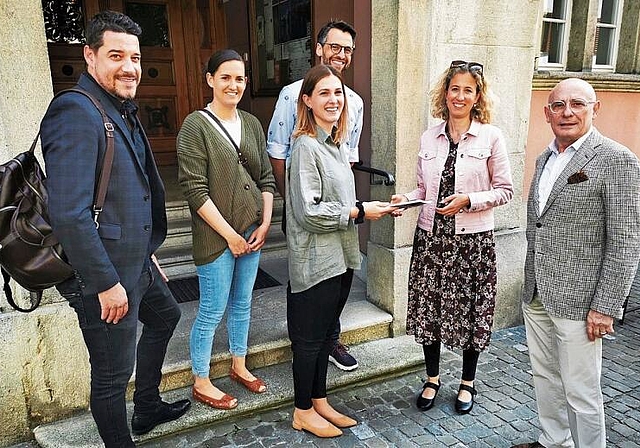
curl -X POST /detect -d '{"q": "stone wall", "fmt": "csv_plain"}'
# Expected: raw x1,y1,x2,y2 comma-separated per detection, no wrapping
0,1,90,446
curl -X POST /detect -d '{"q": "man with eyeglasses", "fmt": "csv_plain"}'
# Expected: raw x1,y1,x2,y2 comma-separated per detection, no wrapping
514,78,640,448
267,20,362,372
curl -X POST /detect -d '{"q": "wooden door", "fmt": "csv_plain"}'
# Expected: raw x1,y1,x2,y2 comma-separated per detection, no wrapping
44,0,227,166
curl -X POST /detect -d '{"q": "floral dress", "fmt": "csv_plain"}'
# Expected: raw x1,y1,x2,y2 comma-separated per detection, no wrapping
406,136,496,351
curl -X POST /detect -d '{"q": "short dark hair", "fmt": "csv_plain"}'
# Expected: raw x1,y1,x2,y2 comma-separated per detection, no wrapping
316,20,356,45
86,11,142,50
206,49,244,76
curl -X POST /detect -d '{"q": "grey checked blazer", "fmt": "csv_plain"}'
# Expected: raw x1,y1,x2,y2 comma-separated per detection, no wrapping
523,129,640,320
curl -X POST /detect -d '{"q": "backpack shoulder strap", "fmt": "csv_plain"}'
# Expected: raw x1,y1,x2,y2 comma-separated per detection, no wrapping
52,88,115,228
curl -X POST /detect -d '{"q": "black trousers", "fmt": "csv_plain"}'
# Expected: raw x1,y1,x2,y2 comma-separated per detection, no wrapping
282,206,341,345
423,343,480,382
57,263,181,447
287,269,354,409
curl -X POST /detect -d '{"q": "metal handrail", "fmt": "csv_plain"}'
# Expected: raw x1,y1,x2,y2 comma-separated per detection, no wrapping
352,161,396,186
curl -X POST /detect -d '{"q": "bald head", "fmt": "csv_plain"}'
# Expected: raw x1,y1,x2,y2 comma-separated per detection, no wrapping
548,78,597,103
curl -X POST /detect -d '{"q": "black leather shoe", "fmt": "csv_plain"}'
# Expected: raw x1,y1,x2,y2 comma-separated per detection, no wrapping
511,443,545,448
416,381,440,411
131,399,191,435
454,384,477,414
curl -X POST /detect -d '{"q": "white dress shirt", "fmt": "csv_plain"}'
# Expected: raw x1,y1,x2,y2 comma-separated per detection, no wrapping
538,128,593,215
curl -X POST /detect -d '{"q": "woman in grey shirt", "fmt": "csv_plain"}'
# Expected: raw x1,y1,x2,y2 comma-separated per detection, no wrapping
286,64,393,438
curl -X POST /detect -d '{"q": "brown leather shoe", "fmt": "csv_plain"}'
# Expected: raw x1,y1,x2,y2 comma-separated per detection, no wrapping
312,407,357,428
229,368,267,393
192,387,237,410
292,416,342,438
511,443,545,448
321,413,357,428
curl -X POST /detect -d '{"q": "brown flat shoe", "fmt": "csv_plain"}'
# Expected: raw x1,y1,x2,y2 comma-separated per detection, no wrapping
312,405,357,428
321,413,357,428
292,416,342,438
229,368,267,393
192,387,237,410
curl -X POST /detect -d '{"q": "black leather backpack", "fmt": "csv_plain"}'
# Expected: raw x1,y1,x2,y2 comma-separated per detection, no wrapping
0,88,114,312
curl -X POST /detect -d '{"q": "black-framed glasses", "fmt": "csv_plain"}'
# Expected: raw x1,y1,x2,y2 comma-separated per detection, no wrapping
547,99,596,114
450,60,484,75
323,42,354,56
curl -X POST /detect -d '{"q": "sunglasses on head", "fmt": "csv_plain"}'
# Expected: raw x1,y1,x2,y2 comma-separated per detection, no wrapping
450,60,484,75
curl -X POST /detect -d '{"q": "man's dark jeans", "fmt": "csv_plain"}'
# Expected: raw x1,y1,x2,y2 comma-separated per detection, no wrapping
57,263,181,447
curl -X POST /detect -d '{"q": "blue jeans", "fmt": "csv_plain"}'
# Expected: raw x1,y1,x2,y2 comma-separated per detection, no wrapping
56,263,181,448
190,226,261,378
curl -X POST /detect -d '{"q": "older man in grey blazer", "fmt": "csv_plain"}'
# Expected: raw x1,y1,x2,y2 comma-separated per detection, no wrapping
514,78,640,448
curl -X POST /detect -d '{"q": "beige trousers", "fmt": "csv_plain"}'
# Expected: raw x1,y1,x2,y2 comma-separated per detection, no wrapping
523,298,606,448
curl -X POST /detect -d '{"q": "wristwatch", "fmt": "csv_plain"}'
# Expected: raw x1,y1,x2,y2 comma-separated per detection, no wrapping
355,201,365,224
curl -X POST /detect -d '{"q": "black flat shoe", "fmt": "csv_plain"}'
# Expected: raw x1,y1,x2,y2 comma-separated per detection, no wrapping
131,399,191,435
454,384,477,414
416,381,440,411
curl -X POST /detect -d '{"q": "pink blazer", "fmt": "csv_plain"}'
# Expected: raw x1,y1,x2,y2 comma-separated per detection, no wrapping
406,120,513,234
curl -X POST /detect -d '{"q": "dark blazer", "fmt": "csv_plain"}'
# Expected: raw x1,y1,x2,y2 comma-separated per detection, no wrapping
41,73,167,296
523,129,640,320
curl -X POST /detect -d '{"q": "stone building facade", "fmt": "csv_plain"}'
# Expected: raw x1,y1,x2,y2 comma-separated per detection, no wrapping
1,0,639,445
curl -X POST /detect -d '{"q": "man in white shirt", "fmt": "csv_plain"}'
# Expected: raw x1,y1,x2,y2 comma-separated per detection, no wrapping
267,20,363,371
515,78,640,448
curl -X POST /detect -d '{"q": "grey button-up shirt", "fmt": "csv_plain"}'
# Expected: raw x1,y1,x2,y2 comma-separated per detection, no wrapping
286,127,361,293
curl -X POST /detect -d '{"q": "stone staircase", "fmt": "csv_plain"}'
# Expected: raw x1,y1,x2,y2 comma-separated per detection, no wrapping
30,200,421,447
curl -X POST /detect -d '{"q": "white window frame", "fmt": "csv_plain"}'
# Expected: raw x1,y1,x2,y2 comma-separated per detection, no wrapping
592,0,624,72
538,0,573,70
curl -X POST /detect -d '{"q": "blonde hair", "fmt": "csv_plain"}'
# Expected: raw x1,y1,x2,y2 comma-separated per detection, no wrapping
293,65,349,143
429,65,493,124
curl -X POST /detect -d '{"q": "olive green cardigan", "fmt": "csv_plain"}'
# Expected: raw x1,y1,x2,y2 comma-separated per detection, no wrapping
177,109,276,265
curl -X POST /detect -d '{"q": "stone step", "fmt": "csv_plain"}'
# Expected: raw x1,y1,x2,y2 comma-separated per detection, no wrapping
165,200,191,221
130,267,393,397
160,217,193,250
33,335,424,447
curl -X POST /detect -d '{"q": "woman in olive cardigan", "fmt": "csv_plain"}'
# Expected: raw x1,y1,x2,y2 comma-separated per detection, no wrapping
177,49,275,410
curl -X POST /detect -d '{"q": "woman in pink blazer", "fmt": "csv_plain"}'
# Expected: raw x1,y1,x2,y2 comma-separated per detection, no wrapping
392,61,513,414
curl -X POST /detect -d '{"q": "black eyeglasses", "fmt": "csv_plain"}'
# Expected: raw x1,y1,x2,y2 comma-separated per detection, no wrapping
450,60,484,75
323,42,354,56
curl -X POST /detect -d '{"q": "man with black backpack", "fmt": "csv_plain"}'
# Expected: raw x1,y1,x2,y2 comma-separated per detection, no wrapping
40,11,190,447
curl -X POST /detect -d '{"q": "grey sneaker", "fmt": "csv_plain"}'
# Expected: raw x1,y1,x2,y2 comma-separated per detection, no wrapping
328,342,358,371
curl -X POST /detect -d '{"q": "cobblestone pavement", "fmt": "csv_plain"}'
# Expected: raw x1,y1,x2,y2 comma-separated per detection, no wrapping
146,303,639,447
